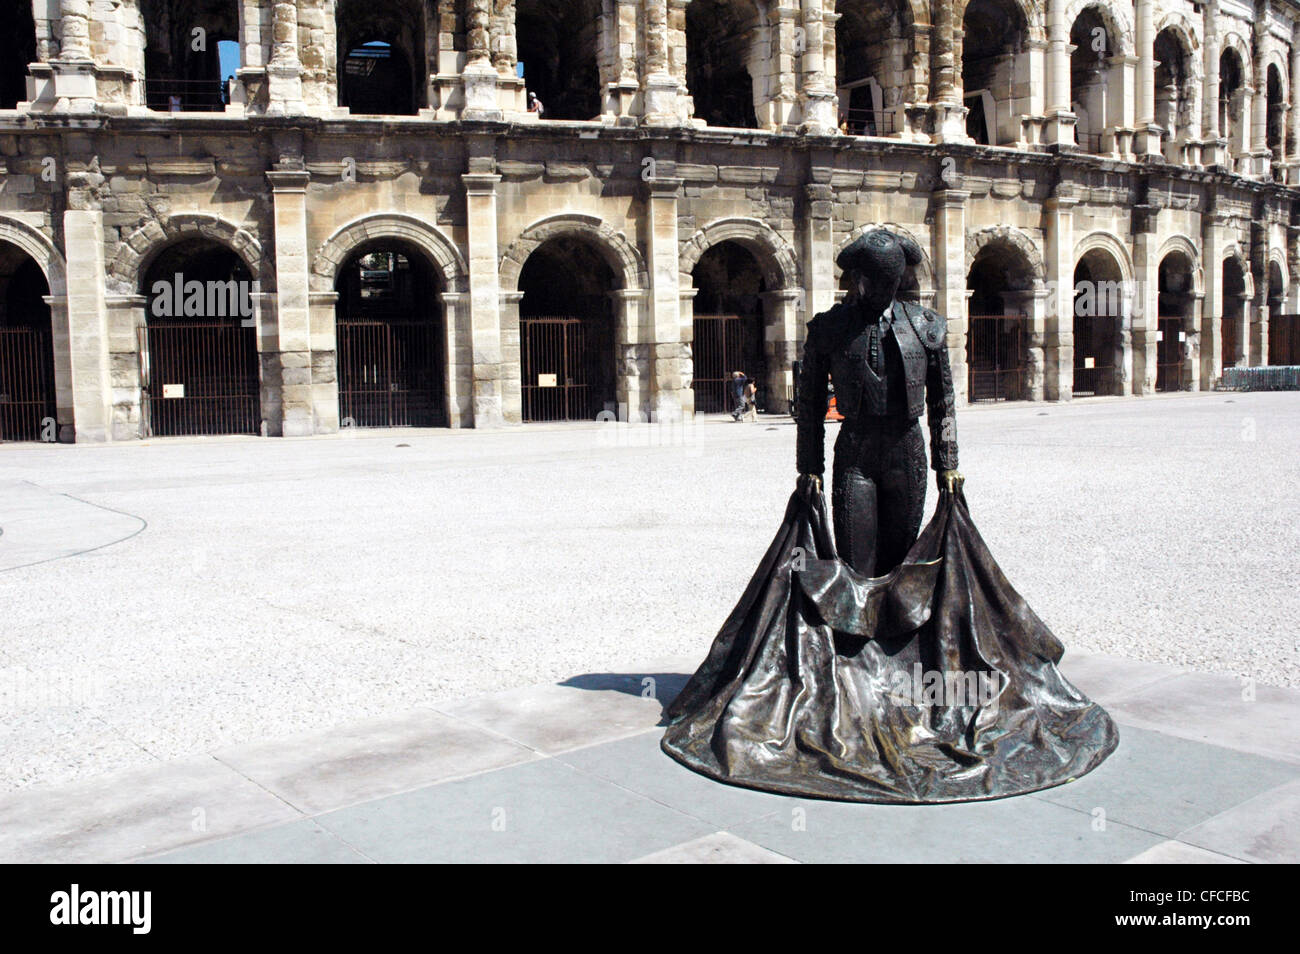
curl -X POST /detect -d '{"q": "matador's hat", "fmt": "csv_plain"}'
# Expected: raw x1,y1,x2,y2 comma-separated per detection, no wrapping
836,229,923,281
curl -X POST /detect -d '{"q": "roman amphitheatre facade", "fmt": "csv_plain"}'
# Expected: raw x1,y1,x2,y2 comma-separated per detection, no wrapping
0,0,1297,441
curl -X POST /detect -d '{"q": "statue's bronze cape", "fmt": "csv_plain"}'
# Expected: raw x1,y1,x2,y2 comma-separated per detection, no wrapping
662,487,1119,803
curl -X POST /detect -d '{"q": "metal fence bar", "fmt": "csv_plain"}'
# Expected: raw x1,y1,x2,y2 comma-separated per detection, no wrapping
1218,366,1300,391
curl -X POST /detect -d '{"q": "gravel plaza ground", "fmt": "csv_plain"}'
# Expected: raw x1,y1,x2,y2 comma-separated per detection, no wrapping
1,391,1298,863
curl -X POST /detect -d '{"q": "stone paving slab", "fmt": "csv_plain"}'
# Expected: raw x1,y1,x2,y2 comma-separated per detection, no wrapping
7,649,1300,863
1124,841,1246,864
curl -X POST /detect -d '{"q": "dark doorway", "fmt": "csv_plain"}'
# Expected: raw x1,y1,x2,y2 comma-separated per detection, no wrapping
961,0,1027,145
1073,251,1124,396
337,0,425,115
0,2,36,110
1222,257,1246,372
0,244,56,441
518,237,617,422
335,244,446,428
686,0,761,129
1157,253,1194,391
142,0,237,111
516,0,601,120
691,242,766,413
966,242,1031,401
142,239,260,436
1268,261,1299,365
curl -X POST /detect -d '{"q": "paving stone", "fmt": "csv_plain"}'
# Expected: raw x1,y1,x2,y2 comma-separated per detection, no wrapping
629,831,798,864
1177,779,1300,864
141,820,371,864
1123,840,1246,864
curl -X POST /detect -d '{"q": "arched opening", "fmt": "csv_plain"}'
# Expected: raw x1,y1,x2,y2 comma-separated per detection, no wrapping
1219,48,1246,161
1265,260,1294,365
961,0,1028,145
0,242,55,441
1156,252,1194,391
337,0,427,115
335,242,447,428
690,242,767,414
1073,249,1125,396
1221,256,1246,372
1154,28,1194,158
966,241,1033,401
1070,8,1114,153
142,0,238,111
141,238,260,436
1267,64,1285,176
1268,261,1299,365
0,2,35,110
516,0,601,120
517,236,618,422
686,0,766,129
835,0,911,136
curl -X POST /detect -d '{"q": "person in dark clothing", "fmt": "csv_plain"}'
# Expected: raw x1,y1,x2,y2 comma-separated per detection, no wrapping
795,229,963,576
729,371,748,421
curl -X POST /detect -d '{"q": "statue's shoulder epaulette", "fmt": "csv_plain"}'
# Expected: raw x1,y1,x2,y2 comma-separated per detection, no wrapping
902,301,947,351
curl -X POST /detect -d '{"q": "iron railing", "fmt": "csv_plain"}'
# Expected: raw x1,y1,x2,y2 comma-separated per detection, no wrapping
337,317,446,428
145,78,229,113
966,315,1025,402
1219,366,1300,390
520,316,589,422
0,326,57,442
842,108,898,137
691,315,761,414
143,321,260,437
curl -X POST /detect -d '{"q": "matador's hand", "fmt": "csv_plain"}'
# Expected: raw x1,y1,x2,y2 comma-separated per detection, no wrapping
937,469,964,495
797,473,823,495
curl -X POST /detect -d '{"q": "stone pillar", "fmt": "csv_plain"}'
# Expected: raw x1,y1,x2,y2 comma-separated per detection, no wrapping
463,171,506,426
1201,211,1226,387
1134,0,1161,154
266,1,304,116
1289,30,1300,183
929,0,968,141
1045,0,1075,145
1130,209,1160,395
798,0,837,134
761,289,802,414
643,0,682,126
462,0,503,119
1202,0,1228,166
48,0,97,113
266,168,313,437
804,165,836,318
932,186,970,405
645,174,690,420
608,0,641,123
63,208,113,441
1044,187,1078,401
1250,12,1270,177
308,291,340,434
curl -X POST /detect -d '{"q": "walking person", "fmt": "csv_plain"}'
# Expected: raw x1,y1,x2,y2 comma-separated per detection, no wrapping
730,371,748,421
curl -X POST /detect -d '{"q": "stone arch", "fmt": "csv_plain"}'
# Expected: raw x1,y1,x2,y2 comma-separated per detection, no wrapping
1074,230,1134,285
109,213,266,296
1155,11,1201,61
1268,246,1289,298
679,216,800,291
955,0,1045,43
1220,32,1252,76
1156,234,1204,296
965,226,1046,285
0,216,66,297
1065,0,1133,57
312,213,467,294
500,213,647,293
836,222,935,294
1221,243,1254,298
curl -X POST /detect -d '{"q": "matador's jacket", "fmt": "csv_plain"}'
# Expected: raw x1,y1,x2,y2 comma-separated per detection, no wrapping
795,298,959,476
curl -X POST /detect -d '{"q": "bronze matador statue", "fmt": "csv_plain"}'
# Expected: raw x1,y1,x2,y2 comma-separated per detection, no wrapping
796,229,962,577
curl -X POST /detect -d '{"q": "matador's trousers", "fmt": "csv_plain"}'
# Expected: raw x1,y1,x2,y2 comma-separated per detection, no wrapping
831,418,928,578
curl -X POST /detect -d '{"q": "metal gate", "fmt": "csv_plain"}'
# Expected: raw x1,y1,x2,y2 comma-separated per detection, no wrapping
1221,312,1242,372
143,321,260,437
1073,315,1117,395
521,317,588,422
0,326,56,441
337,318,446,428
966,315,1024,401
692,315,761,413
1269,314,1300,366
1156,317,1184,391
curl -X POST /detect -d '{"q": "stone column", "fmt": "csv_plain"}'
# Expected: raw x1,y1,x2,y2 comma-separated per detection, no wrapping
1045,0,1075,145
1130,207,1160,395
1044,186,1078,401
63,208,113,441
798,0,837,133
1201,211,1227,387
308,291,340,433
761,289,802,413
1202,0,1227,166
1134,0,1161,154
929,0,968,141
804,178,837,319
463,171,506,426
1250,12,1270,176
1289,30,1300,183
266,168,313,437
608,0,641,123
643,0,682,126
645,174,690,421
48,0,97,112
266,1,304,116
462,0,504,119
932,186,970,405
